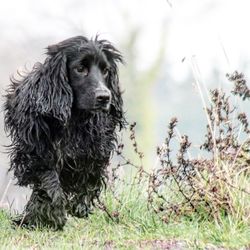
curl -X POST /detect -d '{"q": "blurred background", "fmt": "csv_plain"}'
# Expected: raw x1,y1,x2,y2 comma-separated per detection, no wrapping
1,0,250,211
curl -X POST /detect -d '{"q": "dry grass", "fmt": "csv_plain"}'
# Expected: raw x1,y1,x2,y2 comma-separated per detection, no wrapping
100,71,250,226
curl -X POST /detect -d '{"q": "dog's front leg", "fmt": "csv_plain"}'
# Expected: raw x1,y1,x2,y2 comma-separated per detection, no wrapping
13,170,67,230
39,170,66,206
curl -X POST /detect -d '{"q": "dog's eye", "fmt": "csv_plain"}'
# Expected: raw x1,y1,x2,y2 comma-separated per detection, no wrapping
75,66,88,76
103,68,109,78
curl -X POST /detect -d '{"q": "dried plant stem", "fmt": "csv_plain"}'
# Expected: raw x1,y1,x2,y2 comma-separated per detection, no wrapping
190,57,218,157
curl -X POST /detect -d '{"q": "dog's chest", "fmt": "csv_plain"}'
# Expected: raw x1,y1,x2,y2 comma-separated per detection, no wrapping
54,117,116,167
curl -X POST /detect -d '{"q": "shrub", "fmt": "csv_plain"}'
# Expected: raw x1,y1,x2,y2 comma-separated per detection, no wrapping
99,71,250,224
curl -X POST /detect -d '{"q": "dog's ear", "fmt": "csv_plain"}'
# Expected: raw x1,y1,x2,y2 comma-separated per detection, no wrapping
98,40,126,128
10,50,73,125
4,50,73,154
5,50,73,151
36,50,73,123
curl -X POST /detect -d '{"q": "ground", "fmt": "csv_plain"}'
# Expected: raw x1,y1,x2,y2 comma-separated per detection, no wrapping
0,206,249,250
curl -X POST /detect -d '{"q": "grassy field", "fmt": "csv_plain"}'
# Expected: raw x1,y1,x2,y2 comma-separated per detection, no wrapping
0,187,250,250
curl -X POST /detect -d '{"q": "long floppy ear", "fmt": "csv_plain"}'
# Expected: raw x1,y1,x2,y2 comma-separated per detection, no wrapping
4,47,73,152
98,40,126,128
7,49,73,125
36,49,73,123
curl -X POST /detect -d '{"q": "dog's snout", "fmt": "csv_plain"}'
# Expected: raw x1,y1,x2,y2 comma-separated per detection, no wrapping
96,93,110,104
95,90,111,105
95,84,111,109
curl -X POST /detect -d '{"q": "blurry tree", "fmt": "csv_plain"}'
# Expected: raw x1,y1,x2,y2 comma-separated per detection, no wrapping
120,24,168,167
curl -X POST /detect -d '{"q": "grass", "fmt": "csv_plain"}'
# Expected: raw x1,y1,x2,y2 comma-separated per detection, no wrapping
0,185,249,249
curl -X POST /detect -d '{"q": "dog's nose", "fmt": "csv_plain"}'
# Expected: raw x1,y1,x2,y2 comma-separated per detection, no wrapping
95,91,111,106
96,93,110,104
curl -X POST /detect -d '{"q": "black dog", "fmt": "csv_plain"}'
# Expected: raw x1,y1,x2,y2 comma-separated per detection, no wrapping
4,36,125,230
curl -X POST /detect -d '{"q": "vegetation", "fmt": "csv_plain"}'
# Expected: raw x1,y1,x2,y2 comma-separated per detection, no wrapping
0,71,249,249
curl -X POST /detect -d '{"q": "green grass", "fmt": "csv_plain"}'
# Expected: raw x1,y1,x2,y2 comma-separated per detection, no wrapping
0,188,249,250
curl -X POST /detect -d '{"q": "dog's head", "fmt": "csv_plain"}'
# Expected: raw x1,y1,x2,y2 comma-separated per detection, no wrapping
47,36,123,114
10,36,124,126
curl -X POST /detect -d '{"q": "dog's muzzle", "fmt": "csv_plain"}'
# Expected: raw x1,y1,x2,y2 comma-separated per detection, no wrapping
94,85,111,111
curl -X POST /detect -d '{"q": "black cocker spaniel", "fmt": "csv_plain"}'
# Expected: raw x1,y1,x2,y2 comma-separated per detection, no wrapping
4,36,125,230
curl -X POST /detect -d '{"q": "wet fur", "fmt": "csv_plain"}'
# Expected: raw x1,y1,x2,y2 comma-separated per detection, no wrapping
4,36,125,230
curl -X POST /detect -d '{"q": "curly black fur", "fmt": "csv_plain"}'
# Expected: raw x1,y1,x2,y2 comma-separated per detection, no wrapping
4,36,125,230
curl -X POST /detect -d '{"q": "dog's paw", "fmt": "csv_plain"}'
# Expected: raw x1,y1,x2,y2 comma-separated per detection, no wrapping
11,215,36,230
11,216,64,231
69,203,92,218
